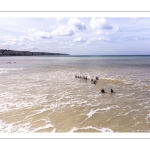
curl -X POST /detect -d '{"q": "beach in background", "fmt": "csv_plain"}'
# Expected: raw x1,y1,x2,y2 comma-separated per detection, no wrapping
0,55,150,132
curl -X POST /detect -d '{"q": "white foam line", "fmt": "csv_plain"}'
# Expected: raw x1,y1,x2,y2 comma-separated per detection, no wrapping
100,105,119,111
99,77,126,82
118,96,124,98
131,122,141,128
87,108,100,118
38,108,47,114
104,115,117,123
72,100,88,105
0,68,23,71
120,109,140,116
100,107,111,111
56,94,65,101
17,122,31,133
0,119,31,133
139,101,150,107
146,113,150,123
51,128,56,133
101,106,124,123
79,108,100,125
145,106,150,109
117,93,123,96
31,123,54,132
25,108,53,119
0,71,8,74
126,93,135,96
70,126,114,133
70,127,78,132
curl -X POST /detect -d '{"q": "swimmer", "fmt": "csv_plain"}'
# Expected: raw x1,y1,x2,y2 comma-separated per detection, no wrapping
101,88,105,93
96,76,99,80
110,89,114,93
93,80,97,84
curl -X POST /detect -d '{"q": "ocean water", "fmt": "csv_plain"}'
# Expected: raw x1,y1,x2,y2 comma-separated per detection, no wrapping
0,55,150,133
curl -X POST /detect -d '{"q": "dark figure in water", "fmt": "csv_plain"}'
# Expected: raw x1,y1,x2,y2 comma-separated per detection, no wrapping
111,89,114,93
96,77,99,80
101,89,105,93
93,80,97,84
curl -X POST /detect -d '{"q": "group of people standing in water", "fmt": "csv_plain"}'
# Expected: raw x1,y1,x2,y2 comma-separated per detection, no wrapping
101,88,114,93
75,74,115,94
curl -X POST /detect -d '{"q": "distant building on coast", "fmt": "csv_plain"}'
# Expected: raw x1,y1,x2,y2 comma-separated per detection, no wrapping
0,49,69,56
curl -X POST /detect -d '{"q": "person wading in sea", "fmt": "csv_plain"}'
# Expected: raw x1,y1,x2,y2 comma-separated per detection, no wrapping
110,89,114,93
101,88,105,93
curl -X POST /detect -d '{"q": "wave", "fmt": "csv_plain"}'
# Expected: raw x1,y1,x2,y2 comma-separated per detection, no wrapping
99,77,126,83
0,119,30,133
0,71,8,74
0,68,23,71
69,126,114,132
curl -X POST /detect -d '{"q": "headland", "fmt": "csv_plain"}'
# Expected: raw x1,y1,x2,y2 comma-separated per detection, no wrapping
0,49,69,56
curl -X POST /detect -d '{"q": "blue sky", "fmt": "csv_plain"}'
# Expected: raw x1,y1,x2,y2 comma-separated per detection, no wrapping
0,17,150,55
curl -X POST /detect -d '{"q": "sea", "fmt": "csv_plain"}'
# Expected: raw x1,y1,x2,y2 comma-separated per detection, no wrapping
0,55,150,133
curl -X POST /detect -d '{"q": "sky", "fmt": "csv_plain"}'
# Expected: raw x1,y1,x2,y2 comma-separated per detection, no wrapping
0,17,150,55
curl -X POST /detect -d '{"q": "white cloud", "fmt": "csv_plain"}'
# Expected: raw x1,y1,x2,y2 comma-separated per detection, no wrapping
91,37,109,42
28,28,37,32
96,29,119,35
90,18,118,31
49,25,55,29
26,46,40,51
69,42,74,46
51,26,74,36
17,43,26,47
19,36,31,42
96,30,111,35
68,18,86,30
96,30,103,34
2,35,43,51
85,37,109,45
28,29,52,39
51,18,86,37
4,36,30,42
58,46,70,49
73,37,86,42
114,25,119,31
41,35,53,39
55,17,63,22
3,36,23,46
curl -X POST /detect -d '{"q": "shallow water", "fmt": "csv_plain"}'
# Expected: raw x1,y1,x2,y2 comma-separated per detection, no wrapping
0,56,150,132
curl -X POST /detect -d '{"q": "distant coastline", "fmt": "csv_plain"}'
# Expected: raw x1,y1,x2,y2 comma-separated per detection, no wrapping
0,49,69,56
